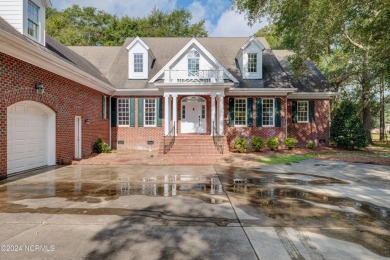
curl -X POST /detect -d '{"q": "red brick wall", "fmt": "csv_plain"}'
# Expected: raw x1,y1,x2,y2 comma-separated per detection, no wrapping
287,99,330,147
224,96,288,150
0,52,110,179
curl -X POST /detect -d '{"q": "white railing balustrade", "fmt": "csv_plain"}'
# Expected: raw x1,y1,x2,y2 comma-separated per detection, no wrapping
164,70,224,83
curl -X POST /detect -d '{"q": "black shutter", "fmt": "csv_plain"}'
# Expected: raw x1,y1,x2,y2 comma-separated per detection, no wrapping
256,98,262,127
130,98,135,127
138,98,144,127
275,98,281,127
228,98,235,126
247,98,253,127
111,98,117,127
292,101,298,123
157,97,162,127
309,100,315,122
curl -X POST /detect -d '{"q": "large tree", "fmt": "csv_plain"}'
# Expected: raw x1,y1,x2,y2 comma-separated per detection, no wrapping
233,0,390,144
46,5,207,46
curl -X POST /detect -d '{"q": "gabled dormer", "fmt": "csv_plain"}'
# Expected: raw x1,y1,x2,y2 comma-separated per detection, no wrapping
236,36,265,80
0,0,51,45
126,36,155,80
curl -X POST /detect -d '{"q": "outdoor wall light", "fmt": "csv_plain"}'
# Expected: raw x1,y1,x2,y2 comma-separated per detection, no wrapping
35,82,44,94
85,119,91,124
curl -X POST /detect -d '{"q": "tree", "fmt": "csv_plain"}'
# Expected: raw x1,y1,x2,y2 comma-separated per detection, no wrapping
232,0,390,144
46,5,207,46
330,101,368,150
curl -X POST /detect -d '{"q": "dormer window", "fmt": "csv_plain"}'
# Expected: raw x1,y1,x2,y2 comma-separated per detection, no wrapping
134,54,143,73
248,53,257,73
27,1,39,39
188,50,200,76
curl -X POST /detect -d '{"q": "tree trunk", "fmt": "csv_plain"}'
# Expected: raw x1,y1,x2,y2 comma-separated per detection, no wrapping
380,74,385,142
361,53,373,144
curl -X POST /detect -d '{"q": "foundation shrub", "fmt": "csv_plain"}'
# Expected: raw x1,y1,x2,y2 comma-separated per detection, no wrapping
251,136,264,152
284,138,298,150
234,138,247,153
266,137,279,151
93,137,111,153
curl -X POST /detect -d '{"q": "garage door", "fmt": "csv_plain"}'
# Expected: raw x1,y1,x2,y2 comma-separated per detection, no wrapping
7,102,49,174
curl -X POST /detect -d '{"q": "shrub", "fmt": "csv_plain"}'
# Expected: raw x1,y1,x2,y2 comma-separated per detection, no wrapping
234,138,247,153
306,141,316,149
266,137,279,151
330,101,368,150
251,136,264,152
284,138,297,150
93,137,111,153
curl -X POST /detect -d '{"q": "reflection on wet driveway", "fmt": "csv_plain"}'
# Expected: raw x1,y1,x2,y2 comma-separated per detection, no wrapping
0,161,389,259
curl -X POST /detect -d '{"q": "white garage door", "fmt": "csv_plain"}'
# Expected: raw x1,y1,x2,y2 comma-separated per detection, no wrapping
7,102,49,174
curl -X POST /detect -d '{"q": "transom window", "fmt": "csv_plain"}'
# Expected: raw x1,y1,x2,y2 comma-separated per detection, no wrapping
297,101,309,122
27,1,39,39
118,99,130,126
234,98,247,126
262,98,274,126
248,53,257,73
144,99,157,126
134,53,143,72
188,50,200,76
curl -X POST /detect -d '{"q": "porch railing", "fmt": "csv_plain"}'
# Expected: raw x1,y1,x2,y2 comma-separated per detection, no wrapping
212,121,224,154
163,122,175,154
164,70,224,84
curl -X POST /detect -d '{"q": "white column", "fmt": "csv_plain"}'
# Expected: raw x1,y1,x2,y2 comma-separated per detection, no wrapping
218,94,224,135
211,94,216,135
172,94,178,135
164,94,170,135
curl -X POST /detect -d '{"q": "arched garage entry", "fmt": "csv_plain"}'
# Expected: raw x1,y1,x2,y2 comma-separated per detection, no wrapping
7,101,56,175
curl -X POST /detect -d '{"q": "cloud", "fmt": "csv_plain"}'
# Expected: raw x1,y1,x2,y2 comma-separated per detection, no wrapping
52,0,177,17
188,1,206,23
209,10,267,37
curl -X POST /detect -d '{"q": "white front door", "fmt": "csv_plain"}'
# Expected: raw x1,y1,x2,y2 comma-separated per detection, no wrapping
75,116,82,159
181,99,206,134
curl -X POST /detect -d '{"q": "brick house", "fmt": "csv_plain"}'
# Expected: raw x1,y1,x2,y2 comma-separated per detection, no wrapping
0,1,337,179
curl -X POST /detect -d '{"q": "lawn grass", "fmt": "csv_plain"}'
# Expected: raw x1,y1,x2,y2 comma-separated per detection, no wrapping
257,154,318,165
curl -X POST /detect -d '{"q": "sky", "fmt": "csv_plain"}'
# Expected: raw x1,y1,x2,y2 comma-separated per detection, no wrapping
51,0,267,37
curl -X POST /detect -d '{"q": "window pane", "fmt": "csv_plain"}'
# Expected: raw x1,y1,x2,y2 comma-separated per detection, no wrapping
262,99,274,126
248,53,257,73
27,1,39,39
188,58,199,76
234,98,247,126
134,54,143,72
118,99,130,126
297,101,308,122
144,99,156,126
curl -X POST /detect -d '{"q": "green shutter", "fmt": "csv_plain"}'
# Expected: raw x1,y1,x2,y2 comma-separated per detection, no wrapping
102,96,105,119
309,100,315,123
138,98,144,127
111,98,117,127
275,98,281,127
157,97,162,127
256,98,262,127
247,98,253,127
228,98,235,126
130,98,135,127
292,101,298,123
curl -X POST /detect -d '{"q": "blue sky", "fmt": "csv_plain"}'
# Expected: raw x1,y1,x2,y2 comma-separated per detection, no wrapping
51,0,267,37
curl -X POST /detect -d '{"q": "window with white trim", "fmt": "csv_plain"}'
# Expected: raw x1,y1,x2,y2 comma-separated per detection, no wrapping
134,53,143,72
262,98,274,126
118,99,130,126
188,50,200,76
27,1,39,39
248,53,257,73
144,99,157,126
234,98,247,126
297,101,309,122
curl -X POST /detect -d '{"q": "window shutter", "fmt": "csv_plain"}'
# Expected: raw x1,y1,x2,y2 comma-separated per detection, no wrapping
247,98,253,127
228,98,235,126
138,98,144,127
275,98,281,127
102,96,105,119
292,101,298,123
111,98,117,127
256,98,262,127
157,97,162,127
130,98,135,127
309,100,315,123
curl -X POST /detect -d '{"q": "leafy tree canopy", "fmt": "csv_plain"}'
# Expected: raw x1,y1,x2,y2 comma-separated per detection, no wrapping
46,5,208,46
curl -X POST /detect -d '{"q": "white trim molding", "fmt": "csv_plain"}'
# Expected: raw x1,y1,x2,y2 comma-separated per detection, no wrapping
287,92,339,99
114,89,162,96
227,88,297,96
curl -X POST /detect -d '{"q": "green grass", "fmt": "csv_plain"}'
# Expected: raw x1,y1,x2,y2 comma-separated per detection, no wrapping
257,154,317,165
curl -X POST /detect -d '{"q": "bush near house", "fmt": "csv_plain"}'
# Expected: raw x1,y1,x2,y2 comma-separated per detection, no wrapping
330,101,368,150
234,138,247,153
306,141,317,149
93,137,111,153
266,137,279,151
251,136,264,152
284,138,298,150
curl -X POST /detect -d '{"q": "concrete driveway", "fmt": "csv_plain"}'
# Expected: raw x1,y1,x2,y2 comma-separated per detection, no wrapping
0,160,389,259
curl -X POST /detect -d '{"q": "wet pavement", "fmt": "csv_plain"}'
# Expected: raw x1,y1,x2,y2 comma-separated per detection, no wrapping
0,160,389,259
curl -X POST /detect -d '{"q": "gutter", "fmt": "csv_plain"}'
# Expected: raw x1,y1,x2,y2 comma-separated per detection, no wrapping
287,92,339,99
226,88,297,96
